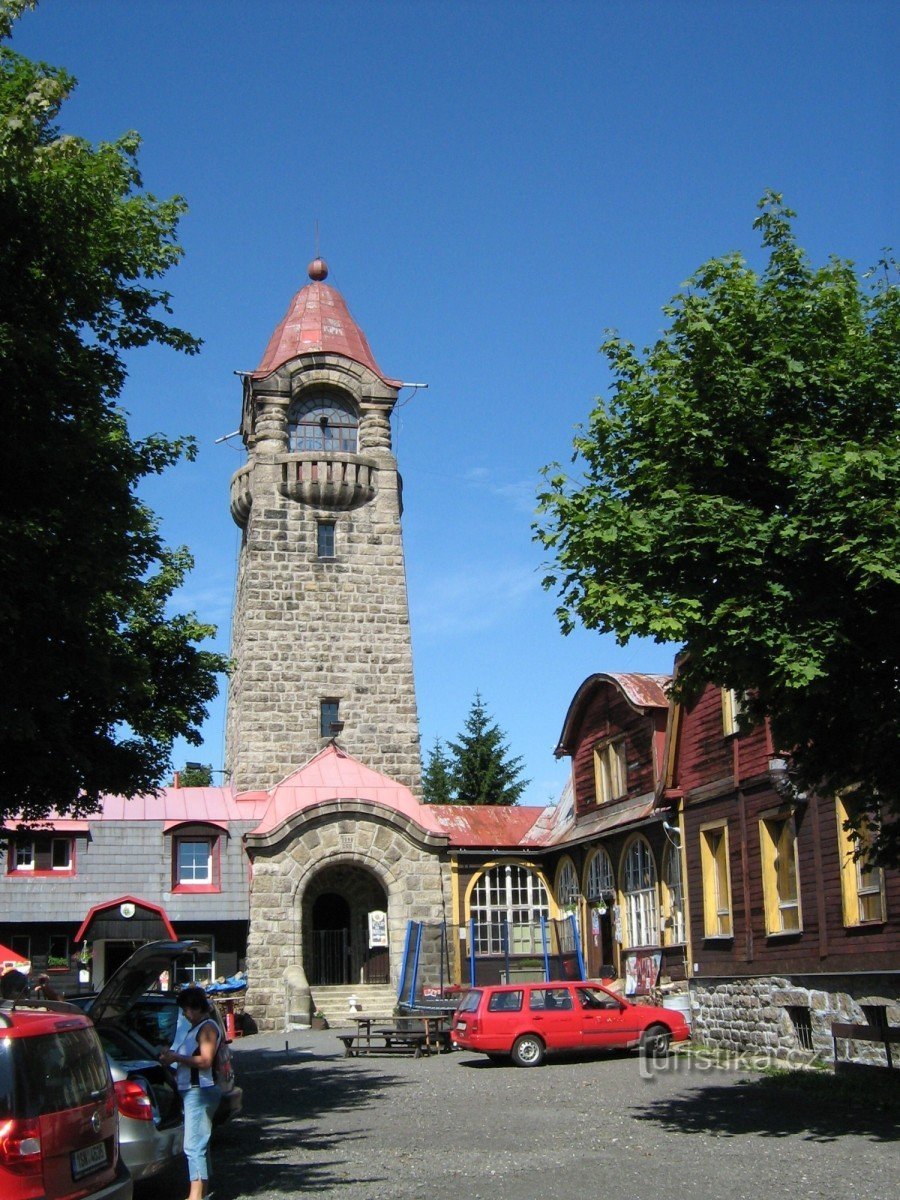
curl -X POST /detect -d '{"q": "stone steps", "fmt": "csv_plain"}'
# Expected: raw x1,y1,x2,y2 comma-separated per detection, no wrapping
310,983,398,1027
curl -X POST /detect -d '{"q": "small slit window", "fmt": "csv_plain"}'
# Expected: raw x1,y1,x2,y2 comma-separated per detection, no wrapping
317,521,336,559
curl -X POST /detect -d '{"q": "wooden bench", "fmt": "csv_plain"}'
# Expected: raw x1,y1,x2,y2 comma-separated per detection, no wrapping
337,1027,428,1057
831,1021,900,1070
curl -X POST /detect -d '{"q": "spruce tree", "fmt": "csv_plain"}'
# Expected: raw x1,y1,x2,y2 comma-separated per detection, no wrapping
421,738,455,804
448,693,529,807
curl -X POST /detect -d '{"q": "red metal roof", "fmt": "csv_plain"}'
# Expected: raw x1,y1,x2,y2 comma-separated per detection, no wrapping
254,275,401,386
424,805,547,848
555,672,672,757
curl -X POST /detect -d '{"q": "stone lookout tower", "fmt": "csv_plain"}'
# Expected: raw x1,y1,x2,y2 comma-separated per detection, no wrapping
224,259,421,794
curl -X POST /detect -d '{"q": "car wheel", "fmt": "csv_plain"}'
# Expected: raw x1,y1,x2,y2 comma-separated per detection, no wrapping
511,1034,545,1067
640,1024,671,1059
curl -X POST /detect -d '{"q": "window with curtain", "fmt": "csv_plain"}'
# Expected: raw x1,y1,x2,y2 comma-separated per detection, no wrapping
622,837,659,948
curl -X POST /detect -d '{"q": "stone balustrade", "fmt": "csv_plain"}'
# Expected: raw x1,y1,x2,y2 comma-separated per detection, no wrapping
278,453,377,510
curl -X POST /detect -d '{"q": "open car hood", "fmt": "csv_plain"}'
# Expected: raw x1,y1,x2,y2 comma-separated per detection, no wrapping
89,939,199,1025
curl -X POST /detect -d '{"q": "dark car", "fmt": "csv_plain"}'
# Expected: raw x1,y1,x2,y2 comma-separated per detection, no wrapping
0,997,132,1199
71,942,243,1129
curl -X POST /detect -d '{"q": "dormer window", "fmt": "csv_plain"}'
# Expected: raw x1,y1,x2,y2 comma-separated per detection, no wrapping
594,739,626,804
289,395,358,454
168,825,222,892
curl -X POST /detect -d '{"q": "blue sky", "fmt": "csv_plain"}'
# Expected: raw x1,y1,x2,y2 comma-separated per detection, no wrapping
11,1,897,805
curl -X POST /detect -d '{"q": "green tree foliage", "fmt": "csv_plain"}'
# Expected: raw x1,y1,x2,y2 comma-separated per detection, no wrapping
421,738,455,805
536,195,900,863
179,764,213,788
447,693,529,807
0,8,228,822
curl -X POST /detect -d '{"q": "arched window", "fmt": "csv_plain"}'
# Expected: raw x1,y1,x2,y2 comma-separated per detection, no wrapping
662,841,686,945
288,395,358,454
585,847,615,901
470,864,550,956
622,837,659,948
555,859,579,909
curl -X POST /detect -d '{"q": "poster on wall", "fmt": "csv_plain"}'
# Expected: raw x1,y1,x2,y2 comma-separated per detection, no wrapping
623,951,662,996
368,910,388,948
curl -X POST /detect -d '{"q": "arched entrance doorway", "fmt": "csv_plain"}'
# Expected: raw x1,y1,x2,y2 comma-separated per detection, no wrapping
304,863,389,986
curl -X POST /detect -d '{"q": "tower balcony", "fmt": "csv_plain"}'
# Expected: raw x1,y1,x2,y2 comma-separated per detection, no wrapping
278,453,377,510
230,464,253,526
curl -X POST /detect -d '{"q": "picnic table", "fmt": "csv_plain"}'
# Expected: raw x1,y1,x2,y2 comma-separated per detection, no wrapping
337,1014,451,1058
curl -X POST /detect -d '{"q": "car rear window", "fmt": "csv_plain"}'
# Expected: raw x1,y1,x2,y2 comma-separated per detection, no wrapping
487,990,523,1012
0,1026,110,1118
528,987,574,1011
456,990,482,1014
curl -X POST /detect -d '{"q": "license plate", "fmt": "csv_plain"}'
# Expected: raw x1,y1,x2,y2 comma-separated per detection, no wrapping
456,1020,466,1032
72,1141,107,1179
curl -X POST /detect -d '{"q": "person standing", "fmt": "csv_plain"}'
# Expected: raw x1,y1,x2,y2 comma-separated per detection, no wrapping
159,987,221,1200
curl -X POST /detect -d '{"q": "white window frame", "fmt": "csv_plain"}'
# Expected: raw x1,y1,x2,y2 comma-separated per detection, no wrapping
662,841,687,945
622,837,659,949
14,840,35,871
172,937,215,988
470,864,550,956
51,838,73,871
585,847,615,900
555,858,580,911
176,838,213,885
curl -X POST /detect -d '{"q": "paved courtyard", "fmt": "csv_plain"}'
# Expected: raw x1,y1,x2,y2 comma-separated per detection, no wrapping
141,1029,898,1200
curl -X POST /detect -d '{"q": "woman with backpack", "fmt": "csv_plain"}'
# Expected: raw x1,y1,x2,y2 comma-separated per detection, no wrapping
159,986,222,1200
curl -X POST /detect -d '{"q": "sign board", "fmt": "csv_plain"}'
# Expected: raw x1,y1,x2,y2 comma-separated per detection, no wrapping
368,910,387,948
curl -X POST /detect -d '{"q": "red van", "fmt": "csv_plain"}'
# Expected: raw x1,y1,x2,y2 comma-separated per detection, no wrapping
451,981,690,1067
0,999,132,1199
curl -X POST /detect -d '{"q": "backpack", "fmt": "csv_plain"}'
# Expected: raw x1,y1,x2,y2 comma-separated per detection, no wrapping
189,1018,233,1090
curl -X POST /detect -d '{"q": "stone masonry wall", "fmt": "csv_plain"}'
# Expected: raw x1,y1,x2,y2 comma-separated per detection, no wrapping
691,974,900,1066
244,813,449,1031
224,359,421,794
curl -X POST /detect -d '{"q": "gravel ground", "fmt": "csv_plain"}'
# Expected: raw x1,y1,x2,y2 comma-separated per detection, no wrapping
138,1028,898,1200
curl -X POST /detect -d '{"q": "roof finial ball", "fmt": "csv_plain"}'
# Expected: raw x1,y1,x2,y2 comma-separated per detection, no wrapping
308,257,329,282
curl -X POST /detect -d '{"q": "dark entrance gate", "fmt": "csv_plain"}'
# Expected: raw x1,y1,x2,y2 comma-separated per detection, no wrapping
305,867,390,986
311,894,351,984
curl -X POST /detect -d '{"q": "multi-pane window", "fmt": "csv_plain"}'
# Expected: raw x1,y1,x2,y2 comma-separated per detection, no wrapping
555,859,579,911
320,700,340,738
317,521,336,559
176,839,212,885
700,823,733,937
470,864,550,956
288,396,358,454
836,797,887,925
622,837,659,948
759,814,802,934
14,841,34,871
172,937,215,987
585,847,615,900
9,836,74,873
662,842,687,945
594,740,626,804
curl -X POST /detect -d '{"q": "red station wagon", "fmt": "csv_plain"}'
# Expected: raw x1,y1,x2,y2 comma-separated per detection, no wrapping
0,1000,132,1199
451,981,690,1067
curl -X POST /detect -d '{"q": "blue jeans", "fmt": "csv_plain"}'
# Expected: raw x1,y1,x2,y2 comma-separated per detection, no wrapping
182,1085,221,1182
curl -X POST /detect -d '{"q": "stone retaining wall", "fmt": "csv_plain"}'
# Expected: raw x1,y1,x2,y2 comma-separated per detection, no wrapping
690,973,900,1066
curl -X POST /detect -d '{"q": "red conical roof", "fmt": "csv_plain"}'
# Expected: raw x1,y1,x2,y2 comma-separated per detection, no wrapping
254,260,400,386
